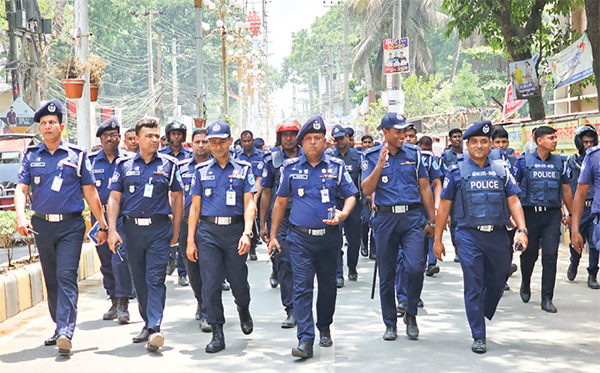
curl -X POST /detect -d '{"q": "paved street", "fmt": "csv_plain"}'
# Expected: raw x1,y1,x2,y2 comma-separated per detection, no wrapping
0,233,598,373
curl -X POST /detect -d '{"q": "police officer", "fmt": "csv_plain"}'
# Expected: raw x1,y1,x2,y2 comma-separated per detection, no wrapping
89,117,133,324
359,135,376,259
259,119,303,328
186,121,257,354
268,116,357,359
566,125,600,289
254,137,265,151
179,128,211,331
344,127,355,148
433,120,528,353
361,113,436,341
327,124,362,286
159,120,192,285
236,130,264,261
15,99,109,355
514,125,573,313
124,128,139,153
442,128,464,263
107,117,184,352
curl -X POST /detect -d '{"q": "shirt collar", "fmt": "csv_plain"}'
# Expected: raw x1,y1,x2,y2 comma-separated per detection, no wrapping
299,151,328,167
40,140,69,154
133,150,159,164
467,156,491,168
208,155,235,170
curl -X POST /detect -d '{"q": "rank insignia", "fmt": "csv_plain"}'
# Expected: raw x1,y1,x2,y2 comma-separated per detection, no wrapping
382,175,389,184
134,166,140,171
298,188,305,197
36,157,41,162
205,188,212,197
321,169,326,173
129,185,136,193
34,176,41,185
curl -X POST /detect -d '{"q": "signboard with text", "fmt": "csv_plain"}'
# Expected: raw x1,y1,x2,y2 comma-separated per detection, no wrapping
384,38,409,74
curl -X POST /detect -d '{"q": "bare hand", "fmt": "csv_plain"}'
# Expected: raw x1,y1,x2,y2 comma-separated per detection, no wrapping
187,241,198,262
323,208,346,226
514,232,528,253
260,225,270,244
570,232,584,254
377,143,389,167
423,225,435,238
268,237,280,257
434,241,445,261
16,216,33,237
446,217,451,231
238,234,251,256
108,231,123,254
564,215,572,229
97,231,108,246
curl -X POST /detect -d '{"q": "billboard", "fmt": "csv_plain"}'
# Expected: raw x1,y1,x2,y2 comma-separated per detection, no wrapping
384,38,409,74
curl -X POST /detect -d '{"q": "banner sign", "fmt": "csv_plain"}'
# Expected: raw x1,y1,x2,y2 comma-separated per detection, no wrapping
384,38,409,74
548,33,594,89
510,55,541,99
502,83,526,121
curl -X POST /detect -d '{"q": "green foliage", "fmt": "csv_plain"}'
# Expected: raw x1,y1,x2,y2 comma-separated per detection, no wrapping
0,210,17,267
403,74,454,118
349,79,367,105
357,99,387,132
54,55,85,80
450,63,487,108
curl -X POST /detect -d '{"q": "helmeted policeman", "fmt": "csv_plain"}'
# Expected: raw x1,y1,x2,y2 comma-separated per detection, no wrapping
186,121,257,354
268,115,358,359
566,125,599,289
107,117,184,352
361,113,436,342
89,117,133,324
514,125,573,313
441,128,464,262
179,128,211,331
159,120,192,285
326,124,362,286
433,120,528,353
259,119,303,328
15,99,109,355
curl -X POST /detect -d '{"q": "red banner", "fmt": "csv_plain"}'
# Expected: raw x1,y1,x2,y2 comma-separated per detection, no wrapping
502,83,526,121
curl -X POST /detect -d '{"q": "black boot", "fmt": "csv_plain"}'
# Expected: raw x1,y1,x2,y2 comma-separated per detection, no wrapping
103,296,118,320
520,282,531,303
588,274,600,289
237,305,254,335
249,245,257,261
205,324,225,353
291,339,313,359
270,270,279,288
117,297,130,324
404,314,419,340
281,311,297,329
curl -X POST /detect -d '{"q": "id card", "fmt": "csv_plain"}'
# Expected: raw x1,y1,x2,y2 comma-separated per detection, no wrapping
226,189,236,206
321,189,330,203
144,183,154,198
51,176,63,192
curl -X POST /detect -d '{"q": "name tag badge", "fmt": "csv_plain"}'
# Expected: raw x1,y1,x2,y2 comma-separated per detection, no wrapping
226,189,236,206
51,176,63,192
321,189,330,203
31,162,45,168
144,183,154,198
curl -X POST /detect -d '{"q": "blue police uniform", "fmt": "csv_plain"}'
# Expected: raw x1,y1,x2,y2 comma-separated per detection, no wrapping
514,150,569,303
262,146,304,316
441,147,465,257
89,147,133,300
569,151,599,280
190,154,256,326
109,151,183,333
179,156,208,320
236,146,264,254
361,124,429,330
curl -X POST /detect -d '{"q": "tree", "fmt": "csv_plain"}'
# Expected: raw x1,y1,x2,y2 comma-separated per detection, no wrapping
586,0,600,111
442,0,575,120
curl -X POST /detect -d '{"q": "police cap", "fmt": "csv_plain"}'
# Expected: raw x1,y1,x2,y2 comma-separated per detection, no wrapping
331,124,347,138
96,117,120,137
462,120,492,140
297,115,326,142
254,137,265,148
378,112,409,131
206,120,231,139
34,99,63,123
344,127,355,137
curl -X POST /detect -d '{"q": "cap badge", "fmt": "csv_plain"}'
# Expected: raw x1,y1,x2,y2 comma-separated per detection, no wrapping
483,124,490,134
213,124,221,131
48,103,56,113
396,113,402,120
313,121,321,130
111,123,116,128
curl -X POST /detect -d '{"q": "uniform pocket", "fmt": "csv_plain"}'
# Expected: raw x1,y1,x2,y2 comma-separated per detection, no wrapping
466,192,487,218
531,179,546,201
487,192,504,217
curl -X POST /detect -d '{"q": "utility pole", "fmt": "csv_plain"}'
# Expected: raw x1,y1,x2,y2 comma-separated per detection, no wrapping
75,0,91,151
172,38,178,117
343,3,349,115
328,45,334,114
157,32,163,122
5,0,20,100
194,0,204,120
388,0,404,114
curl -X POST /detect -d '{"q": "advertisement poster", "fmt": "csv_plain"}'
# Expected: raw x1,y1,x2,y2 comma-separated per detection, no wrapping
384,38,409,74
502,83,526,121
510,55,541,99
548,33,594,89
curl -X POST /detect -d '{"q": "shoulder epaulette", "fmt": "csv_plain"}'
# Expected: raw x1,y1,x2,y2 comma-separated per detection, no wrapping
364,143,382,156
404,143,419,151
421,150,434,157
235,158,252,168
329,156,344,165
517,154,526,160
179,157,195,167
263,152,273,162
325,148,335,156
159,153,179,164
89,150,100,158
586,145,600,155
283,156,301,166
66,143,85,152
195,159,212,169
448,164,459,172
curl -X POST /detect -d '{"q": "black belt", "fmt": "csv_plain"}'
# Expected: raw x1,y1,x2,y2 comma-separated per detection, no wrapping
377,203,421,213
292,225,337,236
523,206,560,213
125,214,169,226
585,199,593,208
201,215,244,226
474,225,504,232
34,212,82,222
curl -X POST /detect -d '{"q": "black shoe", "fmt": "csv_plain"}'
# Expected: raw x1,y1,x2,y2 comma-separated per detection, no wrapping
348,268,358,281
383,325,397,341
117,297,130,324
454,255,460,263
504,283,510,291
178,275,189,286
510,263,518,276
44,332,58,346
369,252,377,260
520,282,531,303
249,246,257,261
404,314,419,340
269,270,279,288
281,311,297,329
56,335,72,355
103,296,118,320
206,324,225,353
166,259,176,276
361,245,368,257
588,275,600,289
129,288,136,300
472,338,487,353
237,306,254,335
319,329,333,347
396,300,406,317
541,298,557,313
291,340,313,359
222,281,230,291
145,332,164,352
200,318,211,332
195,303,202,320
417,299,424,308
425,264,440,277
133,327,150,343
336,277,344,288
567,264,577,281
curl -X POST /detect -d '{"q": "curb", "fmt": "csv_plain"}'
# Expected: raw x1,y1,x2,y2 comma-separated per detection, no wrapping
0,242,99,323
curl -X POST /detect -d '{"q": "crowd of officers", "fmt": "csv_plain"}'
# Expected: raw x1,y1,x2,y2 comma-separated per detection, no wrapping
13,98,599,358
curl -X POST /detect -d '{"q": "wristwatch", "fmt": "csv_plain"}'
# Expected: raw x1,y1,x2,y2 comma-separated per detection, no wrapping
243,231,254,238
427,222,436,228
99,227,108,233
517,228,528,235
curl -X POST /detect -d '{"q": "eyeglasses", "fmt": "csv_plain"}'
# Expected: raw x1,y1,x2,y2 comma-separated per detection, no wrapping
101,133,120,139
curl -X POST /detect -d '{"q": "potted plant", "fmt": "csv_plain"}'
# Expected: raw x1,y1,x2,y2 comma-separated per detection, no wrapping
85,54,108,102
55,55,85,99
194,101,208,128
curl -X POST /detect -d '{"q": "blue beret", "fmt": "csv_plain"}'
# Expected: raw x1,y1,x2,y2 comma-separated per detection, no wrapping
463,120,492,140
34,99,63,123
344,127,354,137
96,117,120,137
206,120,231,139
297,115,326,142
254,137,265,148
378,112,409,130
331,125,346,138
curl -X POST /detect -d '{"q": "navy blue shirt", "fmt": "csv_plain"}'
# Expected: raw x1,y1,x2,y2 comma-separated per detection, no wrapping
361,143,428,206
578,146,600,214
190,157,257,217
441,147,463,173
17,141,95,214
514,149,570,185
179,157,207,217
109,152,183,217
261,147,304,189
89,148,132,205
236,147,265,178
158,145,193,162
421,150,444,182
277,153,358,229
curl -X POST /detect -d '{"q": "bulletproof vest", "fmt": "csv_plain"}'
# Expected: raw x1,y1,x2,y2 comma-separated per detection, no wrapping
505,148,517,167
457,148,502,163
271,149,293,210
333,147,361,189
444,148,458,167
453,159,510,228
518,153,563,207
567,155,594,200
